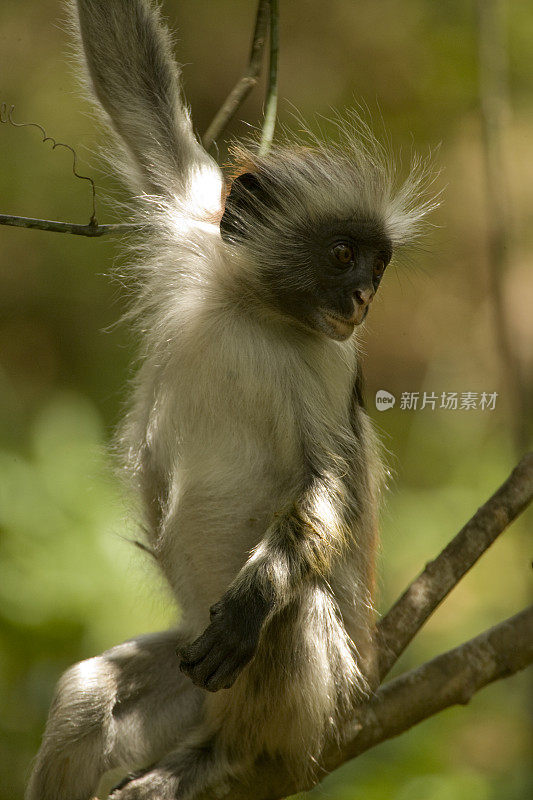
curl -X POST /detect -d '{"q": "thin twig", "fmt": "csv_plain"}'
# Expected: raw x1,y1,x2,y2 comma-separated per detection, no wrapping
195,607,533,800
0,214,143,237
202,0,270,151
258,0,279,156
0,103,137,236
1,102,98,225
376,452,533,680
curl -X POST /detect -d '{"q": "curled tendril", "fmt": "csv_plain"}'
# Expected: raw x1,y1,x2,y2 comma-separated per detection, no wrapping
1,102,97,226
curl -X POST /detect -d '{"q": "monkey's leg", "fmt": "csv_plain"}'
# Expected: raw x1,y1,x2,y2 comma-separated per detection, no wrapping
106,589,366,800
105,725,243,800
26,629,204,800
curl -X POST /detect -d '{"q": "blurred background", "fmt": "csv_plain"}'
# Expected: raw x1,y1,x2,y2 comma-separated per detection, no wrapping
0,1,531,798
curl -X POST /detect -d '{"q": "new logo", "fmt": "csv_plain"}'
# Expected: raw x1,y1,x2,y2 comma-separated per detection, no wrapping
375,390,396,411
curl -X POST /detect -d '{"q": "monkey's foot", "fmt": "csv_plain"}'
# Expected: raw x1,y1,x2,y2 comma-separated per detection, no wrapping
177,589,271,691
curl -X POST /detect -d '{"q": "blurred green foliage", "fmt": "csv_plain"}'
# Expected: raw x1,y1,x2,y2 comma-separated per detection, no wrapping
0,1,531,799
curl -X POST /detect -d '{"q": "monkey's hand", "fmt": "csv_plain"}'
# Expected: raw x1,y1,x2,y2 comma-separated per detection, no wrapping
177,588,272,692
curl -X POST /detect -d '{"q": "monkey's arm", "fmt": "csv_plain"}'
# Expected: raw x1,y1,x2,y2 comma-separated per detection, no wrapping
179,469,353,691
74,0,222,203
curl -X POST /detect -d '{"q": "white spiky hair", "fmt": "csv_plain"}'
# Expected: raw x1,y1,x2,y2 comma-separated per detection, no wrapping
223,112,439,249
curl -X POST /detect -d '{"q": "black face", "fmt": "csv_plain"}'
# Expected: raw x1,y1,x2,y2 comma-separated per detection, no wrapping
292,217,392,340
221,172,393,341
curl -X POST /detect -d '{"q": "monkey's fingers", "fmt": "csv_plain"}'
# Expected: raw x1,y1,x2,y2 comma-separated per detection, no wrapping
176,625,220,669
177,624,256,691
203,654,251,692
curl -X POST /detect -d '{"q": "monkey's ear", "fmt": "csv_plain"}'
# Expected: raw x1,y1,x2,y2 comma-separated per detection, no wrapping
220,172,273,242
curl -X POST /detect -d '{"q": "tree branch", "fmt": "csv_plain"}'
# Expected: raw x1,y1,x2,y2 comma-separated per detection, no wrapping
0,214,143,237
195,607,533,800
330,605,533,765
376,452,533,679
188,456,533,800
202,0,270,152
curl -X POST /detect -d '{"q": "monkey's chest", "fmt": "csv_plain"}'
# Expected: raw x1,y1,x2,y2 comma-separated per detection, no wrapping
160,328,356,521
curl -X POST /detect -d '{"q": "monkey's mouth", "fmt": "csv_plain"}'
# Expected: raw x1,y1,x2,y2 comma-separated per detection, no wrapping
319,310,358,340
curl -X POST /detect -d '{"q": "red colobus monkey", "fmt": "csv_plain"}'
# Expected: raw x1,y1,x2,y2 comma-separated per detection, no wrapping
27,2,434,798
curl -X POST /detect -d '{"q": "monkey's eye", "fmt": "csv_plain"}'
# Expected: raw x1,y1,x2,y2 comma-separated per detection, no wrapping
373,259,386,280
332,243,354,264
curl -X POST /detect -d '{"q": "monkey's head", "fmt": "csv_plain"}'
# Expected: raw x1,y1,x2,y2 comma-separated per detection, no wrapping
220,133,436,341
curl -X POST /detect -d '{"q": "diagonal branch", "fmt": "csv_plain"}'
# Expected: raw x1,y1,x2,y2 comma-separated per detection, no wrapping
189,455,533,800
329,605,533,766
376,452,533,679
202,0,270,152
195,607,533,800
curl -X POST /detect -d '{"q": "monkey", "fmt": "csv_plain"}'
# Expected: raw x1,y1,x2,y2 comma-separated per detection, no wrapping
26,2,435,799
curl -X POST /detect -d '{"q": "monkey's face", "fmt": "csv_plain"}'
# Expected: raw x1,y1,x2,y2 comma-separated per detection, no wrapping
292,218,393,341
220,171,392,341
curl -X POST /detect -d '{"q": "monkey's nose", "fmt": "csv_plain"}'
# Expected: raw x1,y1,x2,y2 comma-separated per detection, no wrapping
354,288,374,306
